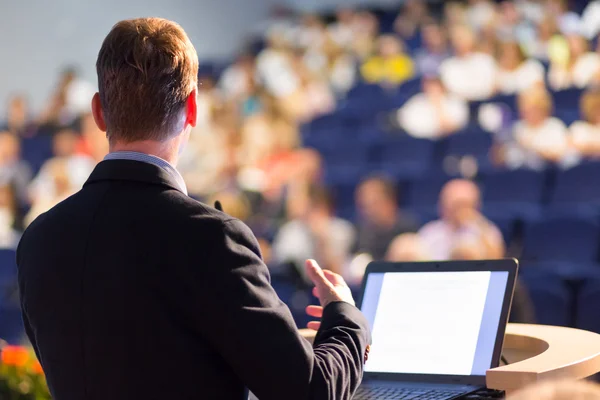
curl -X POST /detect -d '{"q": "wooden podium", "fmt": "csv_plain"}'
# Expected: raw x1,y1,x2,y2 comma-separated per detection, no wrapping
300,323,600,394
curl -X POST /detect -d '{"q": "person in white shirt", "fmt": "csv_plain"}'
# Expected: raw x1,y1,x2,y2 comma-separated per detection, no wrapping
0,184,20,249
496,41,545,94
440,25,497,101
418,179,504,261
256,32,300,98
218,54,255,102
328,8,356,49
398,76,469,139
272,186,355,281
29,130,96,206
581,0,600,40
569,89,600,159
511,87,570,166
548,34,600,90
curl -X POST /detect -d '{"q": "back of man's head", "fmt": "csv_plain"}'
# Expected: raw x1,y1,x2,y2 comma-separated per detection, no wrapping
96,18,198,143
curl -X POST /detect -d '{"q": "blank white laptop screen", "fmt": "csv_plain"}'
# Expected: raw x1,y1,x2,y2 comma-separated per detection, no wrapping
361,270,509,376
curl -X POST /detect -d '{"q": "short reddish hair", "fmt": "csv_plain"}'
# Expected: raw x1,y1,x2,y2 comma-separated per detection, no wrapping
96,18,198,142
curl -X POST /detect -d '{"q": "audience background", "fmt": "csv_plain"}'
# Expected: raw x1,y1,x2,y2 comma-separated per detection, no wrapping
3,0,600,342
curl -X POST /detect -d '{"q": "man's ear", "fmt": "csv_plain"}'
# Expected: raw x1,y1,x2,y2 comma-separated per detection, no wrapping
91,93,107,132
185,88,198,129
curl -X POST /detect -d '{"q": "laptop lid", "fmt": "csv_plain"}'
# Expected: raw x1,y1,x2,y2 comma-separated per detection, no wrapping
359,259,518,387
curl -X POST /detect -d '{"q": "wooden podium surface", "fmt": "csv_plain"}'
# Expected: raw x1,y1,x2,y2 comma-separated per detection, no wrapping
300,323,600,394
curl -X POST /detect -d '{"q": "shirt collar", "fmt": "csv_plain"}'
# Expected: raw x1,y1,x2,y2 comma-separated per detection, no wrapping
103,151,188,195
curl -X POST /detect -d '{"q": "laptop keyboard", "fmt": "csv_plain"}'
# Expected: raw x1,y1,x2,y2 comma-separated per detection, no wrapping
353,386,466,399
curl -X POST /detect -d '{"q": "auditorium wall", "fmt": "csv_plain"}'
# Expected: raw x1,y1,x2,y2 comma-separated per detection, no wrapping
0,0,276,112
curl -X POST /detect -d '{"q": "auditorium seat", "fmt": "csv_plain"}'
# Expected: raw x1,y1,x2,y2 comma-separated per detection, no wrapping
519,267,571,327
550,162,600,211
21,135,54,175
576,279,600,334
442,128,493,165
0,249,17,285
403,174,451,214
377,136,436,180
522,216,600,263
0,306,24,344
481,169,545,218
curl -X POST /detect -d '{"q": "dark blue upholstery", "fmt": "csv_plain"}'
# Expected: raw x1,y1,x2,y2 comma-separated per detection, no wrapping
441,129,494,172
0,249,17,285
21,135,54,175
404,174,451,212
522,216,600,262
520,267,571,327
377,136,436,179
576,279,600,334
551,162,600,209
481,169,545,218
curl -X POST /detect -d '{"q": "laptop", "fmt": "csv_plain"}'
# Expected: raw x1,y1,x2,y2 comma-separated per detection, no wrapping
354,259,518,400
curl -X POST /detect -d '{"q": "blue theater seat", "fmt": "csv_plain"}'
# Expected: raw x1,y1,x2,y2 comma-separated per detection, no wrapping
522,216,600,263
576,279,600,334
481,169,545,218
441,128,494,172
519,267,571,327
0,306,24,344
21,135,54,175
377,136,436,180
0,249,17,285
552,88,585,112
550,162,600,211
403,174,451,213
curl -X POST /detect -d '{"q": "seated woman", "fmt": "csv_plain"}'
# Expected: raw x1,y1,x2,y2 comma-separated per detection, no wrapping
360,34,415,87
397,76,469,139
506,87,570,168
569,89,600,159
495,41,545,94
548,34,600,90
238,95,321,202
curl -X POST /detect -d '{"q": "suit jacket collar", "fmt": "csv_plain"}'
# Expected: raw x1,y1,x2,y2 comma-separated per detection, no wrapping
84,159,184,193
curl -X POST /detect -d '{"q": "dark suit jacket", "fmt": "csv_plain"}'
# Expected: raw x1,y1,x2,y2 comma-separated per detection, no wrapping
17,159,371,400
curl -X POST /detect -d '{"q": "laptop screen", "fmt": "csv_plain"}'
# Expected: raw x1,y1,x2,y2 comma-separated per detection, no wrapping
361,270,509,377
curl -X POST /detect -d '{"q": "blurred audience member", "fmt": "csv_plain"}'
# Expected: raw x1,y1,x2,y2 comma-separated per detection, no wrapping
524,15,558,60
39,68,95,128
495,1,536,43
466,0,497,32
328,46,358,96
548,34,600,90
569,89,600,159
394,0,430,44
256,32,300,99
385,233,428,262
219,53,256,102
328,8,356,50
29,130,95,205
208,191,251,221
509,380,600,400
547,0,581,35
0,184,20,249
273,186,355,278
414,22,452,77
508,87,570,167
3,95,35,137
76,113,109,162
0,132,32,204
440,25,497,100
351,11,379,60
355,176,419,261
397,76,469,139
581,0,600,40
419,179,504,260
496,41,545,94
26,158,75,226
361,35,415,87
239,97,321,200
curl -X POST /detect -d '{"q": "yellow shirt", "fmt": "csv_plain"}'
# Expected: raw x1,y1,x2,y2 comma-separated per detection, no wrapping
361,55,415,85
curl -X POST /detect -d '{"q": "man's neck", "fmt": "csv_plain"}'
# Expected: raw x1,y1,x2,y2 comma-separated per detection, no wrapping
110,138,181,166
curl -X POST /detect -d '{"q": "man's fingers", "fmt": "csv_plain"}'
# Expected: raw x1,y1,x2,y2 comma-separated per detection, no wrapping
312,287,319,298
306,305,323,318
322,269,345,285
307,321,321,331
305,259,333,290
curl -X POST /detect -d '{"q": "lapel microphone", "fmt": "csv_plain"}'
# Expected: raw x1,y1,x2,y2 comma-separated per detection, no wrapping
214,200,223,212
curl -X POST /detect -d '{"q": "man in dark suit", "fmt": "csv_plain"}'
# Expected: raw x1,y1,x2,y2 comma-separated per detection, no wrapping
17,18,370,400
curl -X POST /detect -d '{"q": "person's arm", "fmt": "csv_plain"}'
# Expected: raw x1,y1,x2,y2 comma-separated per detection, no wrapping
187,218,370,400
